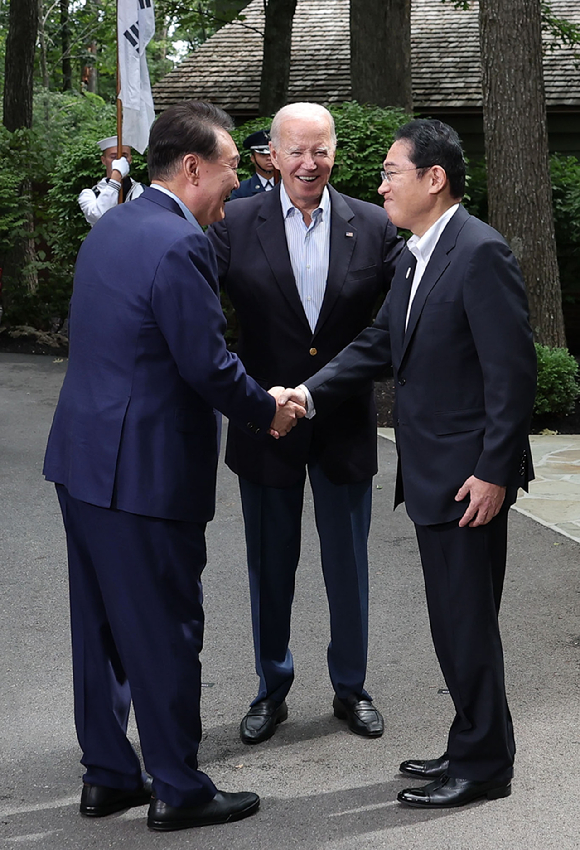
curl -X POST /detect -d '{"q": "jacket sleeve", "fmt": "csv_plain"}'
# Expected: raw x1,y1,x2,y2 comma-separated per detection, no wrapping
464,237,537,485
304,291,393,418
151,229,275,435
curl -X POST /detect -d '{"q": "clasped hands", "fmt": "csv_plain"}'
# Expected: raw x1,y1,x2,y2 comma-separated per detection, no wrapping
268,386,307,438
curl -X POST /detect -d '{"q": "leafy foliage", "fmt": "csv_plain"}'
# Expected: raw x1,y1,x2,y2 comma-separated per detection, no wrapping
534,343,580,416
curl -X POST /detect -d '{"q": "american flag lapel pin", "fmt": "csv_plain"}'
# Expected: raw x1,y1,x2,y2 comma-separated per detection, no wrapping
346,231,354,237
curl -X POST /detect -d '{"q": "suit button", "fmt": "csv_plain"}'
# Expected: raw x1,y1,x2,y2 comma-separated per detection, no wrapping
398,377,406,386
309,347,317,356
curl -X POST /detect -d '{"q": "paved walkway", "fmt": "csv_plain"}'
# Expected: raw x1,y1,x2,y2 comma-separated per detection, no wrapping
378,428,580,543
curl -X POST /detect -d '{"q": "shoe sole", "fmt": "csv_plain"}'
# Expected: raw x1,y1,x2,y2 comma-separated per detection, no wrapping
241,705,288,745
397,783,512,809
147,798,260,831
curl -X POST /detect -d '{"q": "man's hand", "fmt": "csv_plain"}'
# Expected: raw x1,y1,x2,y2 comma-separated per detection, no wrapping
111,157,130,180
455,476,506,527
277,387,307,408
267,386,306,438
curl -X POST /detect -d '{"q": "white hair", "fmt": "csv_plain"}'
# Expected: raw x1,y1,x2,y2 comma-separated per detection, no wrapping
270,102,337,151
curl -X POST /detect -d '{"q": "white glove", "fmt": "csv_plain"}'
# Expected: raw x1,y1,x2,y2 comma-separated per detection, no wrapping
111,157,130,178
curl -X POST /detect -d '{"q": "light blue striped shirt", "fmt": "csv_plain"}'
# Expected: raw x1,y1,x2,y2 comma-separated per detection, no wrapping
280,182,331,332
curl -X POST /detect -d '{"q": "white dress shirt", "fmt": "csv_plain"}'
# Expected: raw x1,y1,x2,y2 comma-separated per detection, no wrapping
405,204,460,327
257,173,274,191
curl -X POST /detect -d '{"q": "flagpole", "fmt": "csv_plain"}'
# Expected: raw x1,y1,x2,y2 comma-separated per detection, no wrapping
116,0,124,203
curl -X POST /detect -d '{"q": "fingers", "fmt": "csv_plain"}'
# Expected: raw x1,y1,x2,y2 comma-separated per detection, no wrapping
278,387,306,408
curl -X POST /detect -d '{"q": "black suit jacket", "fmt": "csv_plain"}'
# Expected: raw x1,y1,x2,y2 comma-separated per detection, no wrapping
207,183,403,487
304,205,537,524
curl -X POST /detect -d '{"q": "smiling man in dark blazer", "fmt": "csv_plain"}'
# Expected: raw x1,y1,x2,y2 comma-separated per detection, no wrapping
281,119,537,808
43,101,303,833
208,102,403,745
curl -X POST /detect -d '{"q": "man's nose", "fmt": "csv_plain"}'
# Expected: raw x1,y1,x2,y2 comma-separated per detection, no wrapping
302,153,317,169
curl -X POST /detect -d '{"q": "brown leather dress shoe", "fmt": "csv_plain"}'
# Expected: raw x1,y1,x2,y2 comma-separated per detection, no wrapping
147,790,260,831
80,777,152,817
240,699,288,744
399,754,450,779
333,694,384,738
397,774,512,808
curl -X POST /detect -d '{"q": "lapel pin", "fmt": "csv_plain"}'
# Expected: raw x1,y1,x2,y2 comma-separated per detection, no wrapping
406,266,412,279
346,231,354,237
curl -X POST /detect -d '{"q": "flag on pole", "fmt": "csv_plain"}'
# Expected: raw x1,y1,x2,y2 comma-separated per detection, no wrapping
117,0,156,154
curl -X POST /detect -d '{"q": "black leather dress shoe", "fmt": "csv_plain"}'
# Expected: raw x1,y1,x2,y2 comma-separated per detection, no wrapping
80,777,153,817
240,699,288,744
397,774,512,808
147,790,260,831
332,695,384,738
399,754,450,779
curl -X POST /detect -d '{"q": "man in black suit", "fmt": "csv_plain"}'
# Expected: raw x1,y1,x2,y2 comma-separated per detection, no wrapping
282,119,537,807
229,129,276,199
208,103,403,744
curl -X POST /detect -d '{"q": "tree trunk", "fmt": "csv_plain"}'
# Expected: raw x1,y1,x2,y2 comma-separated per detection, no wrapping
3,0,39,131
82,41,98,93
60,0,73,91
259,0,297,116
479,0,565,346
350,0,412,111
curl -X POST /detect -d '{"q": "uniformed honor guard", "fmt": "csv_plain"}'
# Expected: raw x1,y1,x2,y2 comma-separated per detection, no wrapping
229,129,277,200
78,136,144,227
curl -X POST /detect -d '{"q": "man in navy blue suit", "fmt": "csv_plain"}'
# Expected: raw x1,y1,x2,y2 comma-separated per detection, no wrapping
281,119,537,809
229,129,277,199
44,101,303,832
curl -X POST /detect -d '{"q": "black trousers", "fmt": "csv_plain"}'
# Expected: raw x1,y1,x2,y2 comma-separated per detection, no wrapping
414,502,515,782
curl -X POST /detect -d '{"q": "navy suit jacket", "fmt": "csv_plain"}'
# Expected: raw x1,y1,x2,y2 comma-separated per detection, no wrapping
304,205,537,525
208,183,403,487
229,174,268,200
44,187,275,522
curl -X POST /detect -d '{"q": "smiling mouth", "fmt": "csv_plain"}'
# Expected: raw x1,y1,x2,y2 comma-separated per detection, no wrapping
297,176,317,183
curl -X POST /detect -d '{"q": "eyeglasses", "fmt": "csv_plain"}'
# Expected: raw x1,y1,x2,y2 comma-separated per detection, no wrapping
380,166,432,183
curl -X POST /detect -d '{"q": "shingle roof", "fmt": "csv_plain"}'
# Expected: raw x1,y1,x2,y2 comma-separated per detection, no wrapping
152,0,580,114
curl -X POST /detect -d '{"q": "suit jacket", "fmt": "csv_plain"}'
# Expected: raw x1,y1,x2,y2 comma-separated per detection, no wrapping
229,174,268,200
44,186,275,522
304,205,537,525
207,183,403,487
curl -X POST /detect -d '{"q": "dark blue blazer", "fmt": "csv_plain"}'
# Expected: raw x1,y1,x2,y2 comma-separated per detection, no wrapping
305,205,537,525
44,186,275,522
229,174,268,200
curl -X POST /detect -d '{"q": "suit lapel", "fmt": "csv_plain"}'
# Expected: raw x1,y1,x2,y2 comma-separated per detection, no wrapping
256,186,311,331
313,187,356,336
400,206,469,364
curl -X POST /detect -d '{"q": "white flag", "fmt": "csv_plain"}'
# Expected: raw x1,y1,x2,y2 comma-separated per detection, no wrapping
117,0,156,154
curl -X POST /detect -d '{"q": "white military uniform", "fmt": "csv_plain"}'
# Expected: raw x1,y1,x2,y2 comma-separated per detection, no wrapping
78,177,144,227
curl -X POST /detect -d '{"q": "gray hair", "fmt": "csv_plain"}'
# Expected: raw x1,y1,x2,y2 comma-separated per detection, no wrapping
270,102,337,151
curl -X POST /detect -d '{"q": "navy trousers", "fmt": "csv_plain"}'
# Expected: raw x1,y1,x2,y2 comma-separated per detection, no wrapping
239,462,372,705
414,501,515,783
56,484,217,808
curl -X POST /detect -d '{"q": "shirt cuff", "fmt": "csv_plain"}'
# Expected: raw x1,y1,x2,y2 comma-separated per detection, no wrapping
297,384,316,419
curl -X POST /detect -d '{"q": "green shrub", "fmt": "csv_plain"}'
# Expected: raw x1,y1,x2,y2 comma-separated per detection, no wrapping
534,343,580,416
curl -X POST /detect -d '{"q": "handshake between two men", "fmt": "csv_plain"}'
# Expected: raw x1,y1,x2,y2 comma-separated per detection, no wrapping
267,386,308,437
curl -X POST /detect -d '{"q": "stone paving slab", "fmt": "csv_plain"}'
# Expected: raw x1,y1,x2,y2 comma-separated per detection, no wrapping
378,428,580,544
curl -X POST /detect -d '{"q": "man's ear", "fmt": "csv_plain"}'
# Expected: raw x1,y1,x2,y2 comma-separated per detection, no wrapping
429,165,448,195
183,153,200,185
